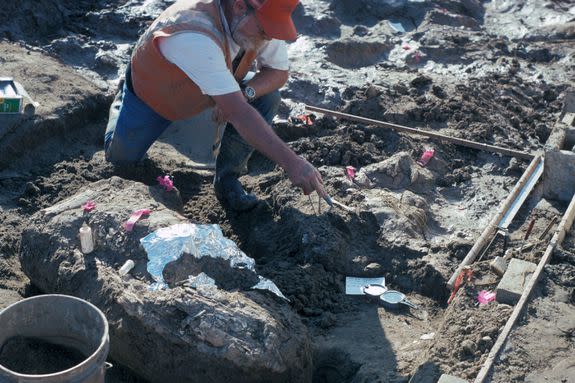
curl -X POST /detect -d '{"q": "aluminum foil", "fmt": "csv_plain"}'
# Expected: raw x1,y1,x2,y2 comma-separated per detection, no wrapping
141,223,286,300
187,272,216,289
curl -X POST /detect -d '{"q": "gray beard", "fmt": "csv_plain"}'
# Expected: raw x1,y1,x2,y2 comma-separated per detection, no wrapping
234,31,261,51
230,15,263,51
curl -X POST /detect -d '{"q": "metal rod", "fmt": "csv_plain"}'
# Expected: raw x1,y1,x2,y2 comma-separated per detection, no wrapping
475,192,575,383
476,232,499,263
502,229,509,255
447,155,543,289
498,159,544,229
538,216,558,241
524,218,536,240
305,105,534,160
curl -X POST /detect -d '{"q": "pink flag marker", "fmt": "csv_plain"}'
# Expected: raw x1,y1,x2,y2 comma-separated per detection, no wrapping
82,200,96,213
414,51,422,63
345,166,356,181
157,175,174,192
123,209,151,232
477,290,496,305
417,148,435,167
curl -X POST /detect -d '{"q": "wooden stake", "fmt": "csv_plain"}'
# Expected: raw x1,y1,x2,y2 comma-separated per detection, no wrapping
305,105,534,160
447,155,543,289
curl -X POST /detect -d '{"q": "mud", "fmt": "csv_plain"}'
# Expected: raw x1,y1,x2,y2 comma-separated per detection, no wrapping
0,336,86,375
1,0,574,382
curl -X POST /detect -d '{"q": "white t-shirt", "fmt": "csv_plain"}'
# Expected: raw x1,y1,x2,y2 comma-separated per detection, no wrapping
158,32,289,96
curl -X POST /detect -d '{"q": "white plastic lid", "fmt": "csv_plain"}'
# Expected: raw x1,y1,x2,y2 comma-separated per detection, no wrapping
362,284,388,297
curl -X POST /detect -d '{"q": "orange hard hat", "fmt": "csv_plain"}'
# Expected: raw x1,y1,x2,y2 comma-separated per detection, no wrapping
246,0,299,41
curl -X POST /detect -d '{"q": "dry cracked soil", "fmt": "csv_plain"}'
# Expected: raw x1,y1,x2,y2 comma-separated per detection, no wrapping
1,0,574,382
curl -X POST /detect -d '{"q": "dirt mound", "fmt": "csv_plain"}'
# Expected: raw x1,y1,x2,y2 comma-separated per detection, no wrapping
19,177,312,382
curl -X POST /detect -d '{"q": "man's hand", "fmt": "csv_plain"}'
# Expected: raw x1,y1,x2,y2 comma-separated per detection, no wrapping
212,92,328,200
286,156,328,199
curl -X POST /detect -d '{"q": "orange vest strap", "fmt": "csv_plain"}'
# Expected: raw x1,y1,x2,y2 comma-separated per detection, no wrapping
233,49,257,82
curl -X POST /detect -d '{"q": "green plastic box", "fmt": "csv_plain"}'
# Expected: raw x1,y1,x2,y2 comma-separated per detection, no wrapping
0,78,23,114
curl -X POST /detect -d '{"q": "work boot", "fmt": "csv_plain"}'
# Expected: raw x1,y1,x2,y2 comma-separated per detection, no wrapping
214,175,258,211
214,122,258,211
213,88,280,211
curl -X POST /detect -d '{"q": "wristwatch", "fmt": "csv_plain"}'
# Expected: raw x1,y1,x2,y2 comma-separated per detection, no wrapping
242,85,256,102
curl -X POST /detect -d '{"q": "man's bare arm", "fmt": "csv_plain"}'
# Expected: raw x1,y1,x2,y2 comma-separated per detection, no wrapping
212,91,326,197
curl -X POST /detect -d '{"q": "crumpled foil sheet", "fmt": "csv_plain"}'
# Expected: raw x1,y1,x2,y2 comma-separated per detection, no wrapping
141,223,287,300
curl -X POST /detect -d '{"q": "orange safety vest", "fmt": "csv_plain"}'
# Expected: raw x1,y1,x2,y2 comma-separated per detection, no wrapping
131,0,256,121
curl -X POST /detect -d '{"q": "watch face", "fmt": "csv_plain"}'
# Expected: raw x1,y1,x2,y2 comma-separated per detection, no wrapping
245,86,256,99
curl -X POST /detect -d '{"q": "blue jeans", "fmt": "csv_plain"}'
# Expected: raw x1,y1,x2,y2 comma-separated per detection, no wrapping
104,68,281,176
104,67,171,164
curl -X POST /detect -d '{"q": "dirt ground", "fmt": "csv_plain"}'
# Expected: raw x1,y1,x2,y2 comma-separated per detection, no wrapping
1,0,574,382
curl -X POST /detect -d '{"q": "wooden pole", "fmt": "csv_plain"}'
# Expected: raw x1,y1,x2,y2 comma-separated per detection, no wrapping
447,155,543,289
305,105,534,160
474,192,575,383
